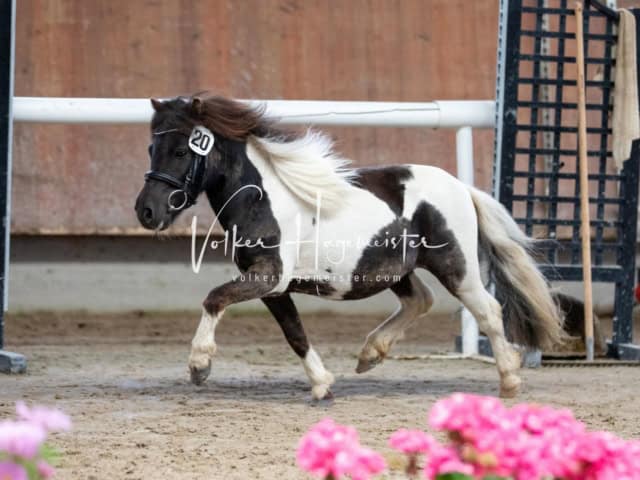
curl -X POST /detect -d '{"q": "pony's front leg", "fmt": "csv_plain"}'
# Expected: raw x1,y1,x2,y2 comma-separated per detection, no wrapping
188,308,221,385
262,295,335,400
188,261,280,385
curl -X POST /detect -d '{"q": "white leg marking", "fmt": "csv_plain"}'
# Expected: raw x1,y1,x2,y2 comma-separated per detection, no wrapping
457,286,522,398
189,308,221,372
301,346,335,400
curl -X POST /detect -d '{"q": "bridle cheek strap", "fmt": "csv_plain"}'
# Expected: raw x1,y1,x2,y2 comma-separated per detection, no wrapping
144,153,208,211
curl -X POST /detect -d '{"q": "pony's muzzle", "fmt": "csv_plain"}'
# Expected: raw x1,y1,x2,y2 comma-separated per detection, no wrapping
142,207,154,224
136,201,158,229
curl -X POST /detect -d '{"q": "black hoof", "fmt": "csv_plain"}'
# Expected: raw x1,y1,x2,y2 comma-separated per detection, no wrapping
355,356,382,374
189,361,211,386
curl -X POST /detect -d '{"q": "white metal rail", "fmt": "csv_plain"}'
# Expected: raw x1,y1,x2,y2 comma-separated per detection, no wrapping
13,97,495,128
13,96,495,355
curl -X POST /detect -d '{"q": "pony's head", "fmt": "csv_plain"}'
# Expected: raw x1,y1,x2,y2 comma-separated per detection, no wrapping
135,95,271,230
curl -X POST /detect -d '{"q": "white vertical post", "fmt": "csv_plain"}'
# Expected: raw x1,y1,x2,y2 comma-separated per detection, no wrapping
456,126,479,355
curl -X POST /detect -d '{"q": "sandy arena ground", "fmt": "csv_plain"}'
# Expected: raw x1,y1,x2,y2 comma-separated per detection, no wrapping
2,310,639,479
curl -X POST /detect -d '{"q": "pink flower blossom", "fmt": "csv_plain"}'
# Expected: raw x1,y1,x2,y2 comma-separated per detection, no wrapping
16,402,71,433
426,393,640,480
0,461,28,480
298,396,640,480
389,429,435,455
429,393,509,442
37,461,56,479
0,420,46,459
573,433,640,480
422,443,474,479
297,418,385,479
349,446,386,480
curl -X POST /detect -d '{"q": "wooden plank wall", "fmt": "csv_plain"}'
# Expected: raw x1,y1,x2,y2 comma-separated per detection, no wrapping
14,0,501,234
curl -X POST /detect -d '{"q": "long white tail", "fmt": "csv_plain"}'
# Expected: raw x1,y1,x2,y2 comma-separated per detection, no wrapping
468,187,564,350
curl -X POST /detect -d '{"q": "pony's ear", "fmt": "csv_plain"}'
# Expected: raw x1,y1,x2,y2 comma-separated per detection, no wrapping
191,97,205,116
150,98,165,111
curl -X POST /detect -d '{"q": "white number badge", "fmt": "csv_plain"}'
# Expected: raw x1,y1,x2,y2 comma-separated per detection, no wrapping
188,126,215,156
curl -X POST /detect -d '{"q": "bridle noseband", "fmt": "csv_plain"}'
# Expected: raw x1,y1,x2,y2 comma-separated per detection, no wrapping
144,128,211,211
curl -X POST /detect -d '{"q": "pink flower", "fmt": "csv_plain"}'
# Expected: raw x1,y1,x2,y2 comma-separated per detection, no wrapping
16,402,71,433
423,444,474,479
574,433,640,480
298,397,640,480
297,418,385,479
0,461,28,480
297,418,359,478
349,446,386,480
428,393,508,442
0,420,46,459
37,461,55,479
389,429,435,455
425,394,640,479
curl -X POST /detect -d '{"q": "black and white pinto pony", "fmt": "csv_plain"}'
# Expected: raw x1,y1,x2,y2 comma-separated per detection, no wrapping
135,95,564,400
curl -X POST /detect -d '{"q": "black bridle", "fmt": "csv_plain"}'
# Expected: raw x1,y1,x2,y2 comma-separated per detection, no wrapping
144,129,209,211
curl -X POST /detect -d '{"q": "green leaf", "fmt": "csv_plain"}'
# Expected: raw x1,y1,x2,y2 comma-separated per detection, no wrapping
436,474,474,480
39,443,60,464
16,459,38,480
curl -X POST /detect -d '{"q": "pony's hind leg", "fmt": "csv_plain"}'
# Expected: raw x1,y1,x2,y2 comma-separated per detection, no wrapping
262,295,335,400
356,272,433,373
410,182,521,397
455,280,522,398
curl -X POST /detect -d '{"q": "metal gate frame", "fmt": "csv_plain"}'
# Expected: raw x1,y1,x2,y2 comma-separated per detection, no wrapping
494,0,640,359
0,0,25,373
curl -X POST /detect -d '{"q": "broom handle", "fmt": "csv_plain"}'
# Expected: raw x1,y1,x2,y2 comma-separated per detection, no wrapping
575,2,595,361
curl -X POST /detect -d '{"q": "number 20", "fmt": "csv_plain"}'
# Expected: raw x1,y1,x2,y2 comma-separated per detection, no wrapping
191,131,211,151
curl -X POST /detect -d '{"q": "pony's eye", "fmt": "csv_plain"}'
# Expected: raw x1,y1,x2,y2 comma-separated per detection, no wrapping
175,148,188,157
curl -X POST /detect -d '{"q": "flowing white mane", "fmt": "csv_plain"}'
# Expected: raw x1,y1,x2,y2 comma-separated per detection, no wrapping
250,130,356,214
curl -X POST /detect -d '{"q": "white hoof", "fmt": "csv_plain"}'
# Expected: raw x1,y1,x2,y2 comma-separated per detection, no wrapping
312,383,333,400
499,373,522,398
311,369,335,399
